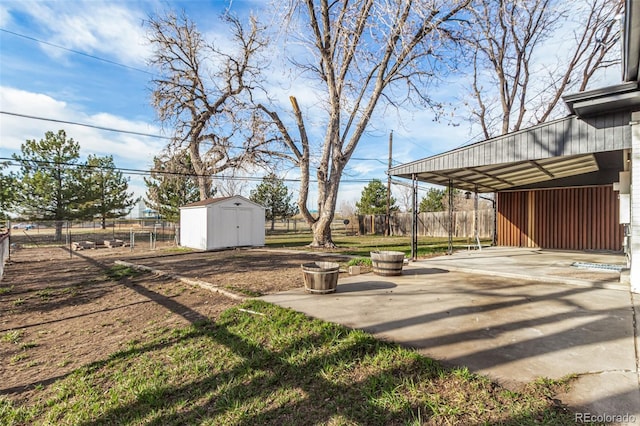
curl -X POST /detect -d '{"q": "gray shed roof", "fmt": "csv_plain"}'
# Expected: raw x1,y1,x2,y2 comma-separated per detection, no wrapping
182,196,234,208
389,110,632,193
180,195,263,209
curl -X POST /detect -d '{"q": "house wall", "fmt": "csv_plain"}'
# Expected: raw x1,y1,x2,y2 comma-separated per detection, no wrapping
630,111,640,290
497,186,623,251
179,207,208,250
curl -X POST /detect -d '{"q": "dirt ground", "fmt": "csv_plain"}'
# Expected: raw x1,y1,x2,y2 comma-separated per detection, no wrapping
0,244,353,404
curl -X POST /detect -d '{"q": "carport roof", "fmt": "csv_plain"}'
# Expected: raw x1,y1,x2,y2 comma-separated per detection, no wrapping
389,109,633,193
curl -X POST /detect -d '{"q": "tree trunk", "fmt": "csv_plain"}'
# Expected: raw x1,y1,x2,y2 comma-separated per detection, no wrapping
189,142,211,200
270,217,275,231
311,215,334,248
309,178,340,248
55,221,63,242
101,216,106,230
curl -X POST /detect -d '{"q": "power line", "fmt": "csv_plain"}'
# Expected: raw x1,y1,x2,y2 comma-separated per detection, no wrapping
1,157,376,184
0,111,172,140
1,111,402,167
0,28,155,76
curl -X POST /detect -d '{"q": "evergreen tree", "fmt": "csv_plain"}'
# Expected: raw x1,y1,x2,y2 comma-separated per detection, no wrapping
249,173,298,230
0,162,17,221
419,187,464,212
355,179,397,215
85,155,137,229
144,152,201,222
419,188,446,212
12,130,91,240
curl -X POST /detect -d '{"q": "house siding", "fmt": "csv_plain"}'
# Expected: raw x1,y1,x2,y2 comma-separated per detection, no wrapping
497,186,623,251
630,112,640,290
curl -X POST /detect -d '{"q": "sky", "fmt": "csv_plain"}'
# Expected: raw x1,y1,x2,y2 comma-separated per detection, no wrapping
0,0,623,215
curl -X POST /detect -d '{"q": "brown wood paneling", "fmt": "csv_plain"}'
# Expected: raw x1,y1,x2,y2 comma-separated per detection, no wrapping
496,186,623,251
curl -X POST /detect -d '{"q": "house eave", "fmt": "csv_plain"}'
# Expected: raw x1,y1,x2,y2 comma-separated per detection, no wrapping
389,111,632,193
623,0,640,82
562,82,640,117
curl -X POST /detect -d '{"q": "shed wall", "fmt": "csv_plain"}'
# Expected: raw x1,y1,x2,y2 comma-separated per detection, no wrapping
179,207,208,250
497,186,623,251
207,198,264,249
178,196,265,250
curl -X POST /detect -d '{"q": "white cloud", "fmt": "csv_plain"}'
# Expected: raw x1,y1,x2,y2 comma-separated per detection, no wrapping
0,86,165,166
0,3,11,27
4,0,151,66
336,181,366,207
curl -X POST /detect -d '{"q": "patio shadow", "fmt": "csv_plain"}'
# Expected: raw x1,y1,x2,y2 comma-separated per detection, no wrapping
336,281,396,293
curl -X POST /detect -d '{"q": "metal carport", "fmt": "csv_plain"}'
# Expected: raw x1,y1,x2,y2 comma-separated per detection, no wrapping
389,0,640,291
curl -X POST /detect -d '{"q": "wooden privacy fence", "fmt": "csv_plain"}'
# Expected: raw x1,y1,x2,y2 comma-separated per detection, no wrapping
358,210,494,238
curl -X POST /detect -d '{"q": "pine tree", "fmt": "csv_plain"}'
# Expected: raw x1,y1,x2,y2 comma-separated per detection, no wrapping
0,162,17,221
355,179,397,215
419,188,446,212
12,130,91,240
85,155,137,229
249,173,298,230
144,153,201,222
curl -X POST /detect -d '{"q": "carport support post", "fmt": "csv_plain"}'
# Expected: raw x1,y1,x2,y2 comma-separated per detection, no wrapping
448,179,453,255
474,185,479,250
631,111,640,292
411,173,418,261
492,193,497,246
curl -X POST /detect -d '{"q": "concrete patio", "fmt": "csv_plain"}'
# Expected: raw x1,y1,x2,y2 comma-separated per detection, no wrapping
261,248,640,422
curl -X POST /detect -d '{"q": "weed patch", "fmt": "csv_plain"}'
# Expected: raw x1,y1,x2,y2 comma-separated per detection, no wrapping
0,285,14,295
105,265,146,281
224,284,262,297
2,330,23,344
347,257,372,267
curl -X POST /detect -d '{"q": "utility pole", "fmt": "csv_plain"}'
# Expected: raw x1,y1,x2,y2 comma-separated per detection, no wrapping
385,131,393,237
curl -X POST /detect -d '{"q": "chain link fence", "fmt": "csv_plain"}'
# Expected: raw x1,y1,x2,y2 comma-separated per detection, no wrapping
6,219,178,250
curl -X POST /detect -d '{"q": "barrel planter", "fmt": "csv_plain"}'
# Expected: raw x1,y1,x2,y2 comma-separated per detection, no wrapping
370,250,405,276
301,261,340,294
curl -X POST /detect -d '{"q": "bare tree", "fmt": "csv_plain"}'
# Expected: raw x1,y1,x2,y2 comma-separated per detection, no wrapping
396,185,414,213
260,0,470,247
212,172,249,197
337,200,356,218
148,12,280,199
465,0,623,139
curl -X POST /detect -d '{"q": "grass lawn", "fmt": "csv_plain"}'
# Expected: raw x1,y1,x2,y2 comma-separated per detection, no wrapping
265,232,489,258
1,300,573,425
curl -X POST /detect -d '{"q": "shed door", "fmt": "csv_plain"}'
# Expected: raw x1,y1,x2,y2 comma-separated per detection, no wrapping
220,207,253,247
237,208,252,246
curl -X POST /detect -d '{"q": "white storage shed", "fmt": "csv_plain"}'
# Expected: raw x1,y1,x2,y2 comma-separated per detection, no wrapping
179,196,265,250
